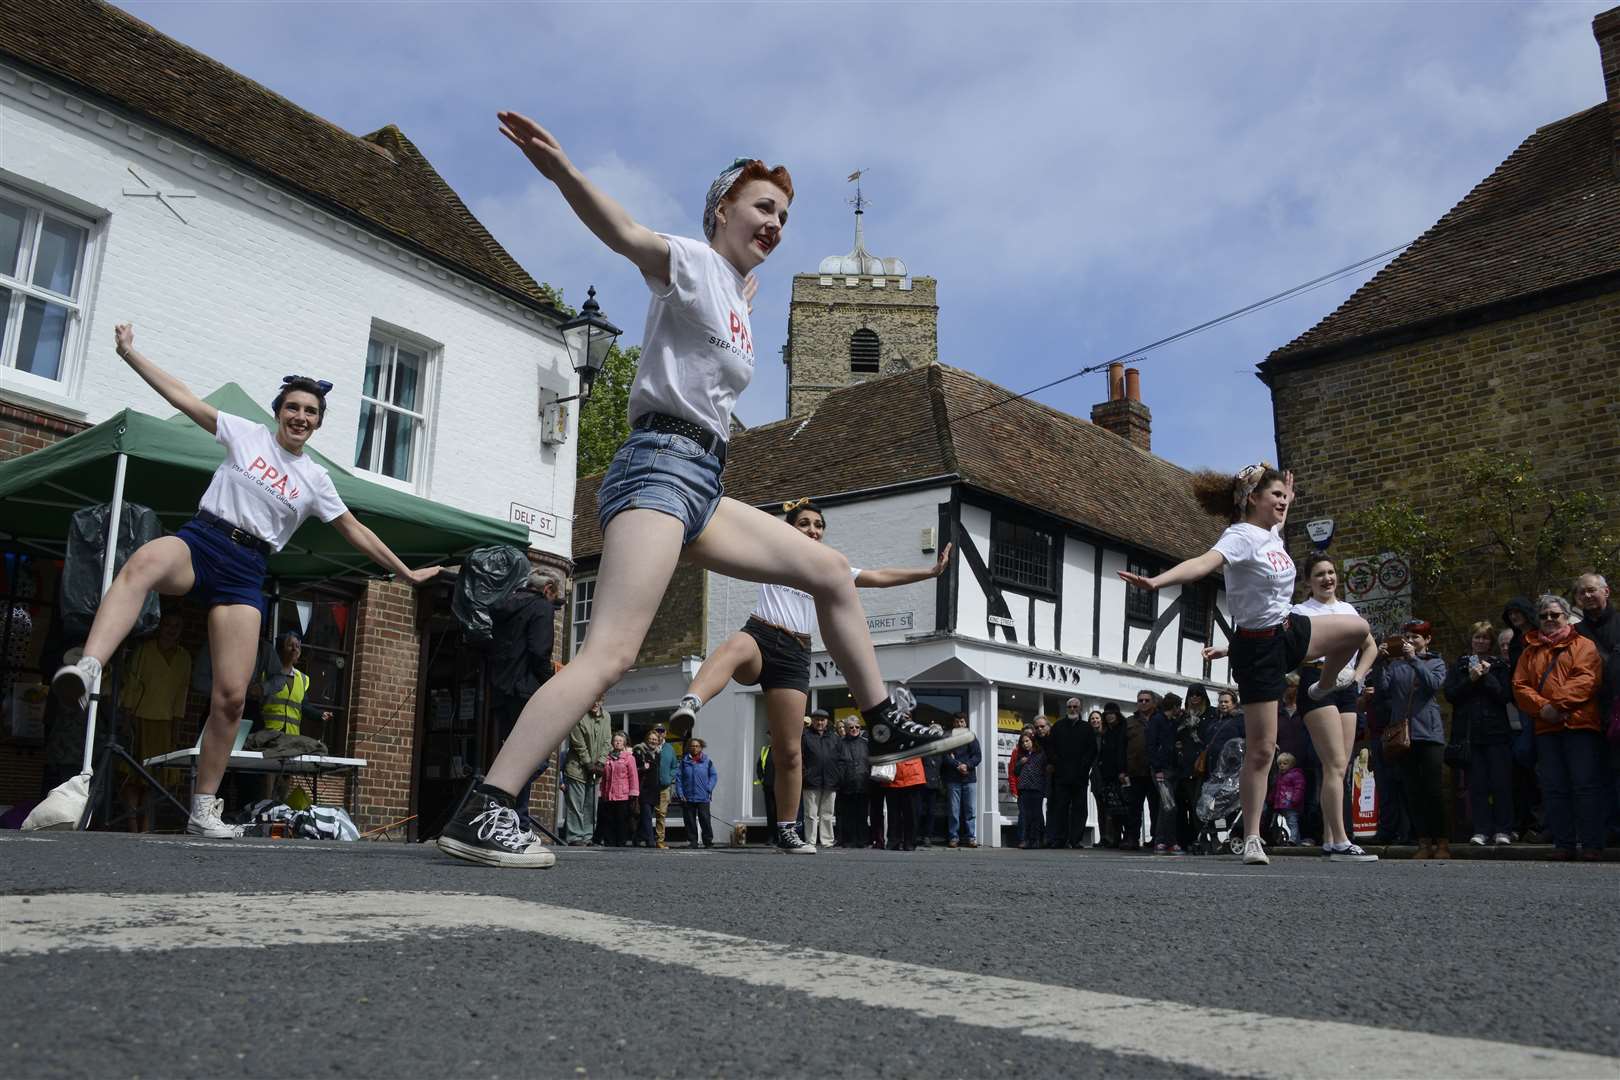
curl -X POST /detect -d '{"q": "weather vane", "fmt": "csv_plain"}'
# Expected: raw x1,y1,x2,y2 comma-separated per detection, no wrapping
846,168,869,215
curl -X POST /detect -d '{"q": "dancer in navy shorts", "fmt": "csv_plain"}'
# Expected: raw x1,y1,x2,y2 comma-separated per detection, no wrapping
1119,464,1370,866
52,323,437,838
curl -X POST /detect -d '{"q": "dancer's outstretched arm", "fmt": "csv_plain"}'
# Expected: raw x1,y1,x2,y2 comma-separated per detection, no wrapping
330,514,439,587
1118,549,1223,592
114,323,217,434
855,543,954,589
497,111,669,283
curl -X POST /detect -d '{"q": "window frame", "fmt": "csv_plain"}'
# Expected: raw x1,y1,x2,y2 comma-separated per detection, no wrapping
352,325,439,492
989,516,1057,595
1124,556,1158,626
570,575,597,658
0,184,98,395
1179,581,1211,641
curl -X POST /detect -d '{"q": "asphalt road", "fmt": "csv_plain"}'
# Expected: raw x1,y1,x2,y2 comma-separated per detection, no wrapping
2,832,1617,1079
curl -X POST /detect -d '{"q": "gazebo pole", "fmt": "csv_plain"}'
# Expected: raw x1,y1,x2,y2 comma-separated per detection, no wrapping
79,451,129,776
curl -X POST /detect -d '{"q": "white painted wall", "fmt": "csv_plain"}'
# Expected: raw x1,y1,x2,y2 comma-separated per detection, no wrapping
0,65,577,559
704,485,951,652
955,502,992,634
1059,536,1095,655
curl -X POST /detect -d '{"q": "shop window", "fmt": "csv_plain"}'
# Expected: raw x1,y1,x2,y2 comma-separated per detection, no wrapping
570,576,596,658
1125,557,1158,624
0,186,96,391
1180,583,1210,641
266,589,356,752
354,326,437,487
991,518,1055,593
0,553,60,746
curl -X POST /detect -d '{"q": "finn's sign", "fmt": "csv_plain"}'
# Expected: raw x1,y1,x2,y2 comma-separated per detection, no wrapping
510,501,557,539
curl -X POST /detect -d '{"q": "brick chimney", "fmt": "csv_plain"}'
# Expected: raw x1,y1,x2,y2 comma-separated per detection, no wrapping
1090,363,1153,451
1598,7,1620,178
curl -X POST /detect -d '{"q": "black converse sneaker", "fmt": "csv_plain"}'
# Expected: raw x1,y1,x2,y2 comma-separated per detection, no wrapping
866,687,975,766
773,825,816,854
437,791,556,868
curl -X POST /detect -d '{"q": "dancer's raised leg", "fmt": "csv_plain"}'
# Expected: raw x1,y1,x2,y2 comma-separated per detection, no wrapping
484,509,685,797
1305,614,1372,697
54,537,195,708
674,632,762,722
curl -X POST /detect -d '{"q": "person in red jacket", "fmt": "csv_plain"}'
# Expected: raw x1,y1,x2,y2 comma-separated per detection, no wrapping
597,731,640,848
1513,594,1605,860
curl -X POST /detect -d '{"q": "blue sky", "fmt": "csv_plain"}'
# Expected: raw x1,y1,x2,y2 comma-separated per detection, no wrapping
123,1,1612,473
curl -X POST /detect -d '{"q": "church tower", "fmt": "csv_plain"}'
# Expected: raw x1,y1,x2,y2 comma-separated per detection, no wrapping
783,179,937,417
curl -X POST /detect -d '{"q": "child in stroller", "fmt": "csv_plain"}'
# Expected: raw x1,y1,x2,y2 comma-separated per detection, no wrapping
1194,738,1277,854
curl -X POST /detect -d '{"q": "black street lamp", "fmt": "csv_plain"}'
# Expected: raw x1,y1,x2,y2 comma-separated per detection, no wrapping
558,286,622,401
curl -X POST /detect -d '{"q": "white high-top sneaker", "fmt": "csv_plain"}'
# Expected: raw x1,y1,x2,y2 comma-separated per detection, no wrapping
51,654,102,711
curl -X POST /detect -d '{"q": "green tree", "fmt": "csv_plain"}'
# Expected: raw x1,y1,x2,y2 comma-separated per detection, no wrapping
1356,451,1620,630
576,343,639,478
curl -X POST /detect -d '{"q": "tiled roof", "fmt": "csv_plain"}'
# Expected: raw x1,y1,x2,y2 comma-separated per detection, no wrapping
1263,103,1620,368
0,0,559,314
573,364,1226,564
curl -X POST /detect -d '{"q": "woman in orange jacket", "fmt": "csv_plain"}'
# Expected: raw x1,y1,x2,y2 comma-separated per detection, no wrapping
883,756,926,851
1512,594,1605,860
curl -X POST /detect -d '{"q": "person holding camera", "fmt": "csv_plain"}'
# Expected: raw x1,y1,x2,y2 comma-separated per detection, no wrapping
1444,620,1515,846
1372,619,1449,858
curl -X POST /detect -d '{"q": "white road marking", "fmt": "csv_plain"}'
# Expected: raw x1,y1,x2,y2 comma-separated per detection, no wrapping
1,890,1611,1079
1123,867,1339,881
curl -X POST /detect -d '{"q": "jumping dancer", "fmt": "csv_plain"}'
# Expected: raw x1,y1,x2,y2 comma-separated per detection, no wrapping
1118,464,1368,865
670,498,956,853
438,114,969,868
53,324,437,838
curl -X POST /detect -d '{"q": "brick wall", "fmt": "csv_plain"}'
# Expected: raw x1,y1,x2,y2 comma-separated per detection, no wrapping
1269,287,1620,642
347,579,421,833
786,275,938,416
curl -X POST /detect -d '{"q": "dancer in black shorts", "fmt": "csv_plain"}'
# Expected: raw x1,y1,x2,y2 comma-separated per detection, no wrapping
437,114,968,868
670,498,955,852
52,324,437,837
1119,464,1368,865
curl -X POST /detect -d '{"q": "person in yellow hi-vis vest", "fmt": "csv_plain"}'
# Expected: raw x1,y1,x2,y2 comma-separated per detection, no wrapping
260,630,331,737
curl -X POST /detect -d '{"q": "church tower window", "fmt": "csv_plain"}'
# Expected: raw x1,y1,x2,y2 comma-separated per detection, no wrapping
850,328,881,373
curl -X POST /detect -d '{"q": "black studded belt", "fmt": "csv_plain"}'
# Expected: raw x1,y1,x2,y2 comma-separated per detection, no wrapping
633,412,726,462
195,509,272,555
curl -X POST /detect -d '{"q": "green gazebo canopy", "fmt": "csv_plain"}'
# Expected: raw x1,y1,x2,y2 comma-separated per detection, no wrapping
0,383,527,579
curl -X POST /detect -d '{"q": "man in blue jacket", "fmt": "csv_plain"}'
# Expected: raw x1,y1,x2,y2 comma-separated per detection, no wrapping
941,713,982,848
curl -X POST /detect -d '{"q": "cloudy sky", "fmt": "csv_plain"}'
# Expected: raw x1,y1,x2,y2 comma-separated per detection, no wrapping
123,0,1612,473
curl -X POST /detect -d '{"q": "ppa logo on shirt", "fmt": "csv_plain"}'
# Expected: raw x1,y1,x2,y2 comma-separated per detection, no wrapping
1265,550,1293,573
728,311,753,357
240,456,301,506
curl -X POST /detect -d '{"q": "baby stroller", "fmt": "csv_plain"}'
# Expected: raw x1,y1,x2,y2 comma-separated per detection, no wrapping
1194,737,1248,855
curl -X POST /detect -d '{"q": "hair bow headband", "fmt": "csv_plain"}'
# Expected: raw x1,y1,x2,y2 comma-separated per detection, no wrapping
703,157,755,240
781,497,812,515
1233,461,1273,509
282,374,334,395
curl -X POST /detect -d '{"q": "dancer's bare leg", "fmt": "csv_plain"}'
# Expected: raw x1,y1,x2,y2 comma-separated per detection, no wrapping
686,498,886,710
81,538,195,664
765,687,808,822
485,509,684,795
1305,614,1372,690
1304,704,1355,846
685,632,762,705
1241,703,1278,839
194,604,262,795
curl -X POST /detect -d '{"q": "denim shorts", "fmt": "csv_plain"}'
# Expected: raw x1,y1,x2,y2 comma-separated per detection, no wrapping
176,519,268,613
596,428,725,545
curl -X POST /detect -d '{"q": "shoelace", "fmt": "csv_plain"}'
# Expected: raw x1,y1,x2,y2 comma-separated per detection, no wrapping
471,806,534,849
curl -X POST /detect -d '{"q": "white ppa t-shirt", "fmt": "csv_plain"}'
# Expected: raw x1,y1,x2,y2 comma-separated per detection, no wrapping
751,566,863,638
1291,595,1361,666
1212,523,1295,630
198,411,348,551
629,234,755,443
